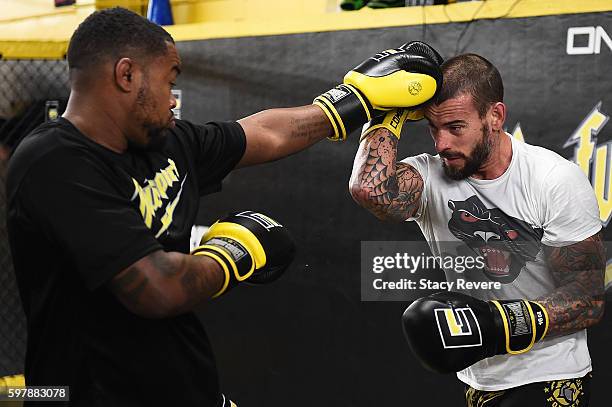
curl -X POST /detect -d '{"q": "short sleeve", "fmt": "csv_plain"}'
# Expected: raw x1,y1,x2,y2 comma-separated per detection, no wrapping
541,161,602,246
399,153,430,221
19,150,163,290
175,120,246,195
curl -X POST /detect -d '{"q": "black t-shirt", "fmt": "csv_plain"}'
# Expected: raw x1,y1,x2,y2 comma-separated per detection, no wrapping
6,118,246,406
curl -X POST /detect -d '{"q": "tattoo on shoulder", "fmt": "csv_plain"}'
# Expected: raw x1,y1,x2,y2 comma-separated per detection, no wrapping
539,231,606,336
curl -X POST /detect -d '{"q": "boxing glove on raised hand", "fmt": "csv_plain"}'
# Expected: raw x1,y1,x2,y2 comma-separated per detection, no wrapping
314,41,443,141
401,291,549,374
359,107,425,142
191,211,296,298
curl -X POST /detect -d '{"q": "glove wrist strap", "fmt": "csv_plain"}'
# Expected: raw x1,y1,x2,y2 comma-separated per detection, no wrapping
192,237,254,298
489,299,549,355
314,84,376,141
360,108,412,142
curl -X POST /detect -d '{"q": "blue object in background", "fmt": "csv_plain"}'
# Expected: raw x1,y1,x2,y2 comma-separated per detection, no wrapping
147,0,174,26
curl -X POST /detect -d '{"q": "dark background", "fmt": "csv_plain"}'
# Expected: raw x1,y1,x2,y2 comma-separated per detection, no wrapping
173,12,612,406
1,10,610,407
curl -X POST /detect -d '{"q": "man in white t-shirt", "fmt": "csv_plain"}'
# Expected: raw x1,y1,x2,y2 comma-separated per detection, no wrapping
350,53,605,405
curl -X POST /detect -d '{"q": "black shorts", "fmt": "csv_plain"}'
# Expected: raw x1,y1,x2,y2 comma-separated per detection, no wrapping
464,373,591,407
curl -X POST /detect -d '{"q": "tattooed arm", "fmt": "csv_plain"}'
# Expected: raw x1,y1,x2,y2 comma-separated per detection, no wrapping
538,231,606,337
236,105,333,167
108,250,225,318
349,127,424,222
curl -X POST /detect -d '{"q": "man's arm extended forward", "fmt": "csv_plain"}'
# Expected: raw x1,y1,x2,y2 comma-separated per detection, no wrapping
108,250,225,319
236,105,333,167
235,41,443,168
349,127,424,222
538,231,606,337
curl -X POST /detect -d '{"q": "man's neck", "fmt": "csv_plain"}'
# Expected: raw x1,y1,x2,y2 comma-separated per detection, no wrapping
471,130,513,180
62,92,128,153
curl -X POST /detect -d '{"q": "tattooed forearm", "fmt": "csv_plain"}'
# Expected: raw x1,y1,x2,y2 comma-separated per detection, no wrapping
237,105,333,166
178,255,223,307
109,265,150,311
538,231,606,337
109,250,224,318
290,114,332,143
350,128,424,221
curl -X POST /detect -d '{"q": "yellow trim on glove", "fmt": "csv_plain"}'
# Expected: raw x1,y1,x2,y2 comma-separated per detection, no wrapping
344,83,372,122
313,99,343,141
533,301,550,340
490,300,514,354
360,108,410,141
192,249,232,298
203,221,267,269
197,244,248,280
344,70,438,109
490,300,539,355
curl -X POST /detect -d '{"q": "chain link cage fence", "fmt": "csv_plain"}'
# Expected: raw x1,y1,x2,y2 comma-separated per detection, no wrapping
0,58,70,379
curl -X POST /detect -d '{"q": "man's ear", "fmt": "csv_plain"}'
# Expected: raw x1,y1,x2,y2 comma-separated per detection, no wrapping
114,58,136,92
489,102,506,132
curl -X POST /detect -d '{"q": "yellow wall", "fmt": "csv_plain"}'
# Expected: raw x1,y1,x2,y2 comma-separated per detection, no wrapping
1,0,611,59
171,0,337,24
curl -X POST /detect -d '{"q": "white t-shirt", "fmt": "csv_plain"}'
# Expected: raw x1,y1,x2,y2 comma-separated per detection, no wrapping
401,134,602,391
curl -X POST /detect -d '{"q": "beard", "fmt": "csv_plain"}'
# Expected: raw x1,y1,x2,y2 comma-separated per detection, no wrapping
130,82,171,152
441,124,493,180
141,121,170,151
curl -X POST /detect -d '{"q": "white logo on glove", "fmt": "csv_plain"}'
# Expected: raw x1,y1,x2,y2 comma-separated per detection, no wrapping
434,307,483,349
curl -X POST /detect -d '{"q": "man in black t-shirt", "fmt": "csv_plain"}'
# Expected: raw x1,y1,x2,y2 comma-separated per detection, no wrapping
9,118,248,406
6,7,443,407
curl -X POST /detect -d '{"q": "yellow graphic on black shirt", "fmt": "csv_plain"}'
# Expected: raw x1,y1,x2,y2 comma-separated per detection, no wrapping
131,158,186,238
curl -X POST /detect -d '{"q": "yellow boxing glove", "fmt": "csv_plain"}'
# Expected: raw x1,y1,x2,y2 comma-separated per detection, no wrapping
191,211,295,298
314,41,443,141
359,107,424,142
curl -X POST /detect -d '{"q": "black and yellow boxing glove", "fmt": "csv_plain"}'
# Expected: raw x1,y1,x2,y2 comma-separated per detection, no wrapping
359,107,425,142
314,41,443,141
402,291,549,373
191,211,296,298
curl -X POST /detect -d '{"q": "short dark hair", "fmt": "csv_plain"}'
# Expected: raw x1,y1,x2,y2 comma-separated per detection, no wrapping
67,7,174,72
436,54,503,117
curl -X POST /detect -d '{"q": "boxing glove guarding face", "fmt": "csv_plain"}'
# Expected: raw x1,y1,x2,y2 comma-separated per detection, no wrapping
314,41,443,141
345,41,444,110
